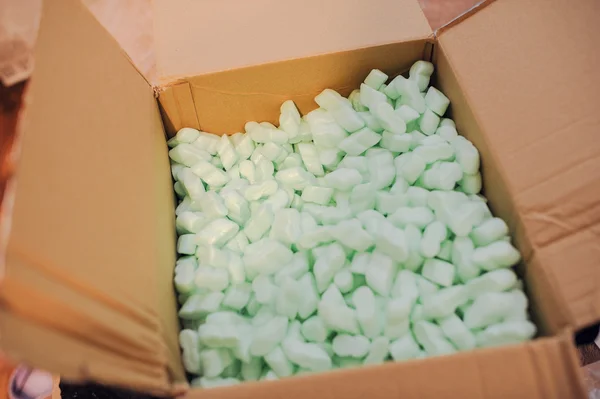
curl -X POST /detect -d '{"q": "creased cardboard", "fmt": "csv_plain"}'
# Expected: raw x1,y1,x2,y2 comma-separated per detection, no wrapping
438,0,600,331
159,40,429,136
153,0,433,85
1,0,599,396
0,0,184,391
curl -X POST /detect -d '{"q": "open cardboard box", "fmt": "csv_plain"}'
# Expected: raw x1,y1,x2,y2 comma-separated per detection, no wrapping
1,0,599,397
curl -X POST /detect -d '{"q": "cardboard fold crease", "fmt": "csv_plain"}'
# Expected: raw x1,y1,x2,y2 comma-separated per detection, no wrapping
1,0,598,397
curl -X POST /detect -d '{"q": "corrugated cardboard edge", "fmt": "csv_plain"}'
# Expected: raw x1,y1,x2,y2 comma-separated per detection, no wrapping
434,0,496,38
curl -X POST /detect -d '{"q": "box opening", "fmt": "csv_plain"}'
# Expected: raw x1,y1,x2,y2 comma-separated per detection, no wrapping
158,39,565,387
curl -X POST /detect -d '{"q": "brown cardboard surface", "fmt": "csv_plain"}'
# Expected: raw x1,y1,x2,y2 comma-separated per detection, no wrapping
438,0,600,331
0,0,183,390
432,45,568,335
185,335,584,399
159,40,429,136
153,0,432,85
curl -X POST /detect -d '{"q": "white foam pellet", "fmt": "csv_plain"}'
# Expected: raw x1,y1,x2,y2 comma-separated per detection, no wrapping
395,77,427,114
195,266,230,292
453,136,480,175
365,251,396,296
313,244,346,293
179,329,201,373
275,166,314,190
279,100,302,142
390,269,419,301
463,292,517,329
174,264,196,294
241,357,263,381
472,241,521,271
359,83,388,110
384,296,413,339
409,61,434,91
275,276,302,318
452,236,480,282
195,218,239,248
458,172,482,194
395,105,420,126
330,218,374,251
318,298,360,335
374,191,408,215
424,87,450,117
177,234,197,255
380,131,411,153
301,316,329,343
389,334,421,361
235,134,256,161
250,316,289,356
466,269,517,299
199,191,227,219
331,105,366,133
350,252,370,275
244,238,293,277
420,221,448,258
217,135,239,171
333,269,354,293
352,286,382,338
421,285,469,320
394,152,426,184
349,90,368,112
389,206,434,230
269,208,302,246
372,102,407,135
282,340,332,372
301,185,334,205
306,109,348,148
436,125,458,141
416,275,440,300
332,334,370,358
475,320,536,348
244,204,274,243
413,321,456,356
298,143,325,176
178,168,206,200
223,283,252,310
191,160,230,187
264,346,294,378
438,314,476,351
324,168,363,191
470,217,509,247
364,69,388,90
220,189,250,225
274,252,310,285
200,348,234,378
168,128,201,147
179,292,224,319
169,144,211,167
338,127,381,156
363,336,390,365
421,259,455,287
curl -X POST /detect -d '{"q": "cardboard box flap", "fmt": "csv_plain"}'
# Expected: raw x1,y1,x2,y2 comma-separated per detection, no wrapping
438,0,600,331
186,335,585,399
0,0,183,390
153,0,433,85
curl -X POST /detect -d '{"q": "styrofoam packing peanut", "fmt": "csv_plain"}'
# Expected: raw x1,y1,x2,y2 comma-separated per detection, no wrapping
475,320,536,348
472,241,521,271
172,61,533,384
305,109,348,148
332,334,370,358
413,321,456,356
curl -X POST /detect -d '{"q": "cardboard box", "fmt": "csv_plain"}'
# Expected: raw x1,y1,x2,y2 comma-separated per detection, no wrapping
1,0,599,397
